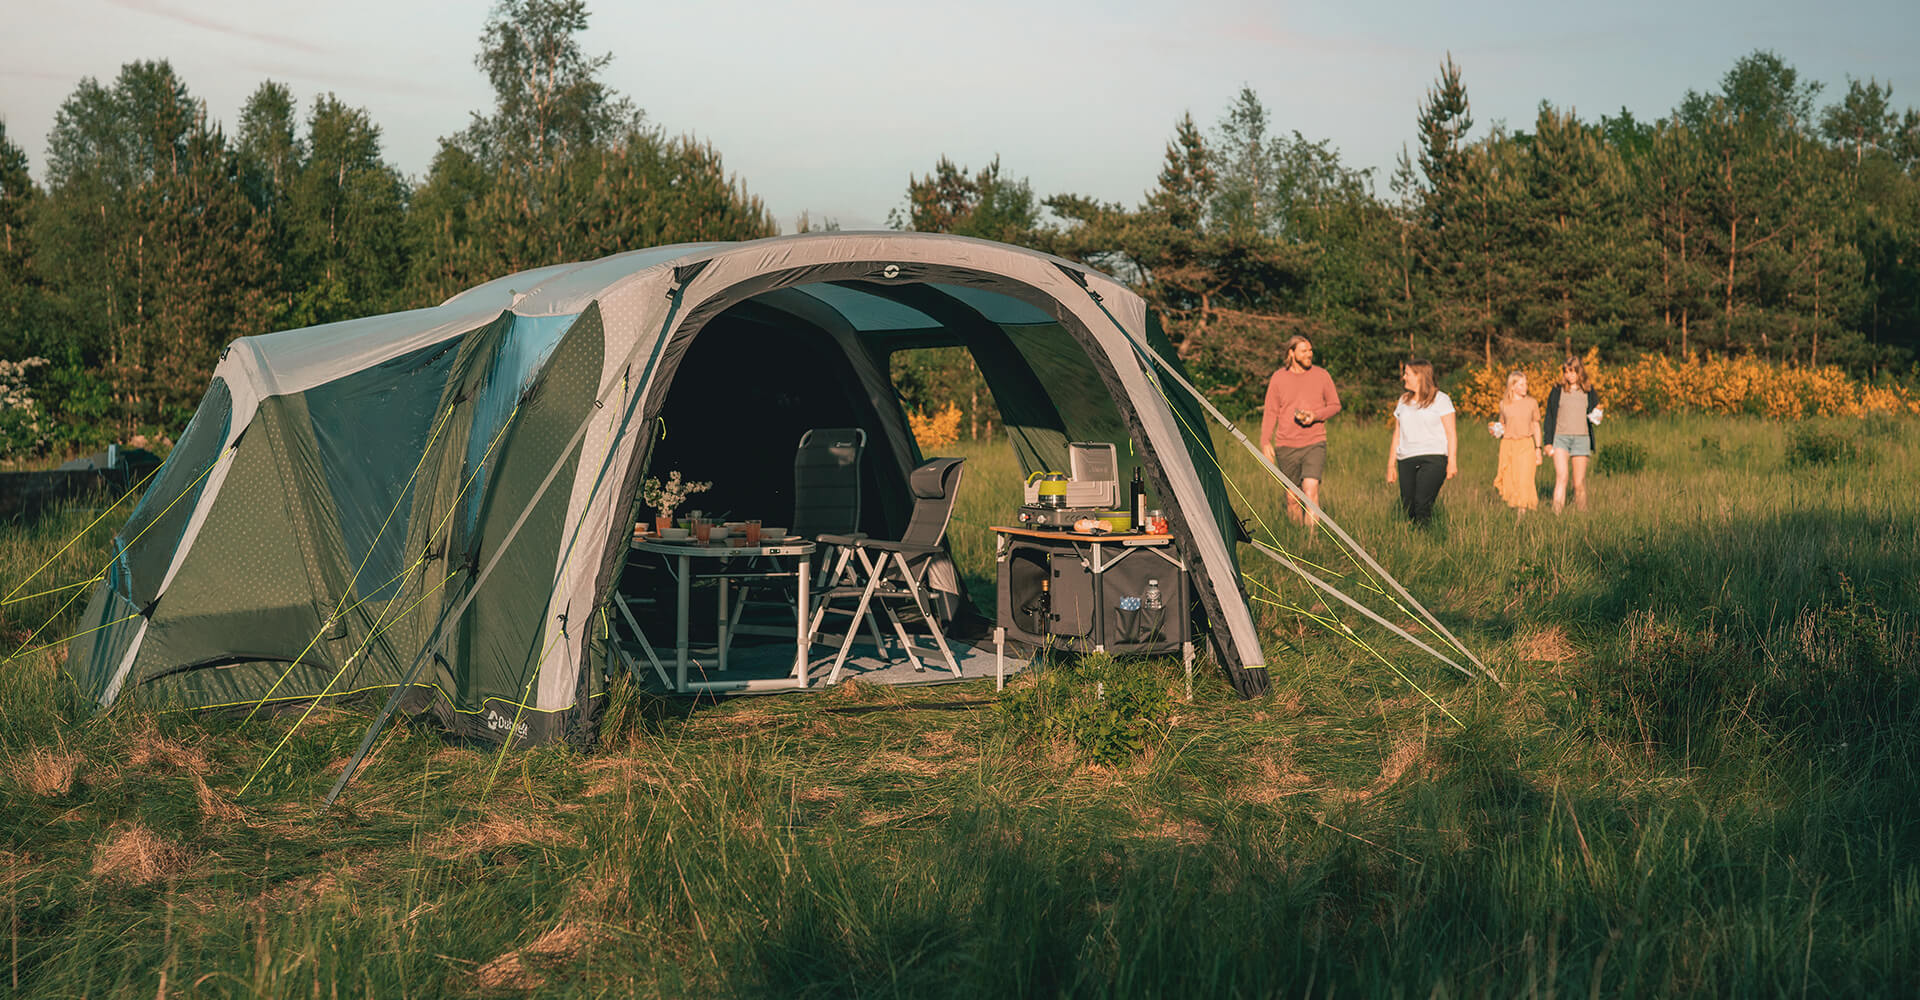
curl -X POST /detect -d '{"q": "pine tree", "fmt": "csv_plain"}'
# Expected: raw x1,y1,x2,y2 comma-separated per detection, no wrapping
1415,54,1474,231
1144,112,1213,231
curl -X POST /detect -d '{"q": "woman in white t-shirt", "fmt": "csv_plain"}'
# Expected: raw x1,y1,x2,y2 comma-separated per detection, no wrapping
1384,359,1456,525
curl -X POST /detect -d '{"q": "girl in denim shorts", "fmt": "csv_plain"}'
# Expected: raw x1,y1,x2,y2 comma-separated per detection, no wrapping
1541,356,1602,514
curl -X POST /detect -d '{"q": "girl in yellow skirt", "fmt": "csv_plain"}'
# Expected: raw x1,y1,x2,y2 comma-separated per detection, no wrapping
1489,371,1542,513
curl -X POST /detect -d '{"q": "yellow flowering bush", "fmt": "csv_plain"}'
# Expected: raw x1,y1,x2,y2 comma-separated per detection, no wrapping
1457,351,1920,420
909,402,964,449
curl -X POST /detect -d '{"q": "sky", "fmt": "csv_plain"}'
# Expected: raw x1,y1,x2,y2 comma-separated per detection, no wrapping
2,0,1914,231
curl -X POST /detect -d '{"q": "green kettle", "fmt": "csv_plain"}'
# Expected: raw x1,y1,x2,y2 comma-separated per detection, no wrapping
1027,470,1069,508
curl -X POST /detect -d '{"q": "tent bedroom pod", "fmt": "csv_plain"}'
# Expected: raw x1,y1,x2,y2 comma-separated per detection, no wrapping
66,233,1269,744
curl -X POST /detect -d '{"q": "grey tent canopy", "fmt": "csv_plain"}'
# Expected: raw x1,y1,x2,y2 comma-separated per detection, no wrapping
66,233,1269,745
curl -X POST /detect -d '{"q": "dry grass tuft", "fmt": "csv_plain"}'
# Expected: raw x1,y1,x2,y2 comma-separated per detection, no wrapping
1148,817,1212,845
91,824,193,884
1516,625,1577,663
10,748,81,797
1330,739,1429,804
579,757,669,797
472,922,610,992
524,922,607,958
254,860,379,911
827,677,904,706
428,816,569,857
126,727,212,775
193,773,247,822
472,951,544,992
0,850,34,889
1237,740,1315,805
856,809,905,827
1125,804,1212,845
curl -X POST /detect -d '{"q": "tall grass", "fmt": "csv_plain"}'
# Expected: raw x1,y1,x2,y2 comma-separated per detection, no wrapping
0,414,1913,996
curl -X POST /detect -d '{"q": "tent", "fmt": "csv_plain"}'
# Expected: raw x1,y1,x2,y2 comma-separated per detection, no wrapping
66,233,1271,746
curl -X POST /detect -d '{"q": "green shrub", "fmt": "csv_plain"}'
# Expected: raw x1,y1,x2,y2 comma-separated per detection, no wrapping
1785,426,1861,467
1595,439,1648,475
996,651,1171,765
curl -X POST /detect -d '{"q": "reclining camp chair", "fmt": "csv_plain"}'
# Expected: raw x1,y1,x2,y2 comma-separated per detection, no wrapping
809,456,966,684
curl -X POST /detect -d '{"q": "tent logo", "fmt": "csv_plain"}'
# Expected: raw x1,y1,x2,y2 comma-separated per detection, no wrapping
484,710,529,740
882,264,900,279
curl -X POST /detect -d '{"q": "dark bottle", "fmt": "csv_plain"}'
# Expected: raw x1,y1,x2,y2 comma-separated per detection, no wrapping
1129,467,1147,530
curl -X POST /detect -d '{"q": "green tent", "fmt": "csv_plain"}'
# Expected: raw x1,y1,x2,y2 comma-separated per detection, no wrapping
67,233,1269,745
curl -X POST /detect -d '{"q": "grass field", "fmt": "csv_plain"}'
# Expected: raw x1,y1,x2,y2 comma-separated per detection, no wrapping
0,413,1914,996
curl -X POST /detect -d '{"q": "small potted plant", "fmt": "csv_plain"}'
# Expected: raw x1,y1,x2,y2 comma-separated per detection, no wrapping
641,470,710,533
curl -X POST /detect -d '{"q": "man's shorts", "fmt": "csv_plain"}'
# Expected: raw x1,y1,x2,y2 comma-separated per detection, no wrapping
1552,434,1593,457
1273,442,1327,483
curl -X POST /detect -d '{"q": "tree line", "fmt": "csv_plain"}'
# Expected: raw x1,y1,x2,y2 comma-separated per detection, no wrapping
2,2,1915,454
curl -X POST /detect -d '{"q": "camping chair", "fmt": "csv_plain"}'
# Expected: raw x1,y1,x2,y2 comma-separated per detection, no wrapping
731,428,882,654
792,428,866,541
808,457,966,684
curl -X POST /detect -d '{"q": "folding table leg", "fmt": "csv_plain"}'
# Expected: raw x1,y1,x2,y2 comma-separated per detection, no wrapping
614,593,671,689
716,578,729,673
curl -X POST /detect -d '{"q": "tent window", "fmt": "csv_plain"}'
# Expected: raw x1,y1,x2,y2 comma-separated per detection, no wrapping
464,313,578,533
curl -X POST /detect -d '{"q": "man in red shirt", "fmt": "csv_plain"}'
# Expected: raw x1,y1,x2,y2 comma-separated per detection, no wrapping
1259,335,1343,527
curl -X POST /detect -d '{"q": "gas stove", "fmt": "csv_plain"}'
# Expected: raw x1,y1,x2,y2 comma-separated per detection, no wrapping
1016,502,1114,530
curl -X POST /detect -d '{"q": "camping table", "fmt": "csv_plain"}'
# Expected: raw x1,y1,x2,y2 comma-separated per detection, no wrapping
620,537,816,693
989,525,1195,699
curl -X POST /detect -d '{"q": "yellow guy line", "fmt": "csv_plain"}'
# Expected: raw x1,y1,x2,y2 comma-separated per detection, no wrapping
12,611,143,660
1128,342,1481,669
6,447,232,661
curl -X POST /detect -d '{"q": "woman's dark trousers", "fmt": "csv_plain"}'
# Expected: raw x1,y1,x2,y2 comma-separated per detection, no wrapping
1396,454,1447,524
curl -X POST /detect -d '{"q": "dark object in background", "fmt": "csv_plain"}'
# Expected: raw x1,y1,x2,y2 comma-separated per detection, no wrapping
57,446,161,472
1,445,164,522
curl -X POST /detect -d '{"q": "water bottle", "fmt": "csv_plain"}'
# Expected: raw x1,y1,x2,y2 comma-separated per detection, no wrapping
1142,578,1164,643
